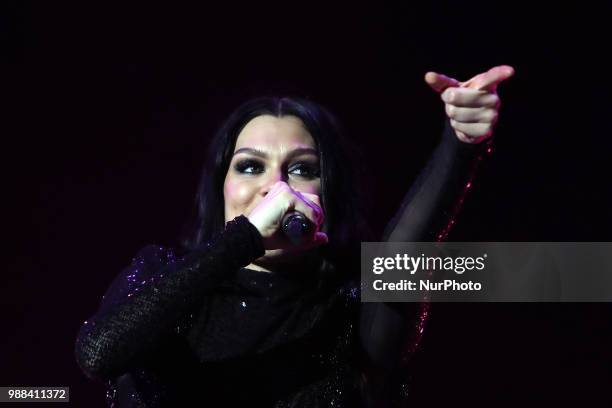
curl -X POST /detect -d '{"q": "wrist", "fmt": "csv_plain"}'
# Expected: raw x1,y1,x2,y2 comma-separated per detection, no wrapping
224,215,266,263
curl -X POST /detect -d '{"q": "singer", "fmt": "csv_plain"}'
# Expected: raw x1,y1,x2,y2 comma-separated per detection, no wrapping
75,66,514,407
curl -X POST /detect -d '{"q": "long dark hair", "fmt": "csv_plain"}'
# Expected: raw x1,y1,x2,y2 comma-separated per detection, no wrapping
179,96,371,277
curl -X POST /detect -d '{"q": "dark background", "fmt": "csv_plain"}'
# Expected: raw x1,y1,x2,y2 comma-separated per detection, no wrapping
4,0,611,406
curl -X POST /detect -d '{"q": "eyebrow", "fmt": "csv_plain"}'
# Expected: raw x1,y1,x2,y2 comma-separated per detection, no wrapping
233,147,318,159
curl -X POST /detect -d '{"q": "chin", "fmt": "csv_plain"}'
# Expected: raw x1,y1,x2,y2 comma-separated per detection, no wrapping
259,248,301,263
256,247,318,266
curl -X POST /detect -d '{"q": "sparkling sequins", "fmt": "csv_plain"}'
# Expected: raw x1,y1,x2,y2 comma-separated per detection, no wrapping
76,216,266,396
436,138,493,242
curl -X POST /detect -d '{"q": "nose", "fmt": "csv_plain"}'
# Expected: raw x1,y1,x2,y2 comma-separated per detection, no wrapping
260,168,287,196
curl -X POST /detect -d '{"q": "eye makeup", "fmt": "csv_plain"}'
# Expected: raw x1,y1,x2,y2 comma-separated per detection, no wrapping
234,159,264,174
288,161,320,178
233,158,320,179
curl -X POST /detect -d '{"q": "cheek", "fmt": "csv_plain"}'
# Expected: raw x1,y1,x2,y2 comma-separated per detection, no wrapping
224,178,256,213
298,181,322,196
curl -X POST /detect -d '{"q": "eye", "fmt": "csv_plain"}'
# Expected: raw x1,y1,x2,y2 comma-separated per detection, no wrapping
234,159,264,174
289,162,320,178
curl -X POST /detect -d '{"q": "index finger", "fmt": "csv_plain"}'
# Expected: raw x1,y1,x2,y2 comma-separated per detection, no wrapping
462,65,515,92
299,192,322,209
295,192,324,227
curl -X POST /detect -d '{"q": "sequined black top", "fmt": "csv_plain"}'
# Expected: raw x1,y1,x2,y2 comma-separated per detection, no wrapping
75,122,491,407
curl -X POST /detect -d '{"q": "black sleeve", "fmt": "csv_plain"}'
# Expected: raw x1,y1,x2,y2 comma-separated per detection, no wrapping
382,119,492,242
359,122,493,405
74,215,265,383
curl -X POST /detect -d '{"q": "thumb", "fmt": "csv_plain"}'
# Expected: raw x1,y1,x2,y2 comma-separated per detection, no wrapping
424,71,461,93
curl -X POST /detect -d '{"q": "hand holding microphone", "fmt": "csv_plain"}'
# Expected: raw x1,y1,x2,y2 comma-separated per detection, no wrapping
246,182,327,251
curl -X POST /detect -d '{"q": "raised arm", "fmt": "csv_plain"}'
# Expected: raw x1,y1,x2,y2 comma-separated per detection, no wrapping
359,121,490,406
74,215,264,382
359,66,514,406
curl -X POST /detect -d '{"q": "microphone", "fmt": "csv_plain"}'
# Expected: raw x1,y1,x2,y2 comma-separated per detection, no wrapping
281,211,314,246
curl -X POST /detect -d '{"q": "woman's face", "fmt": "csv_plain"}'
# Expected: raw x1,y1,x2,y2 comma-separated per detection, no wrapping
223,114,322,265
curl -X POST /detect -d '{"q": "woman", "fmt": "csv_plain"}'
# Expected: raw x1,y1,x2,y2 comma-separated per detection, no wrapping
75,66,514,407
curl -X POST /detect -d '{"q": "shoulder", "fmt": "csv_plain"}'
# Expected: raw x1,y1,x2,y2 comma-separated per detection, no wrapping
124,244,182,284
130,244,182,268
97,244,182,313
